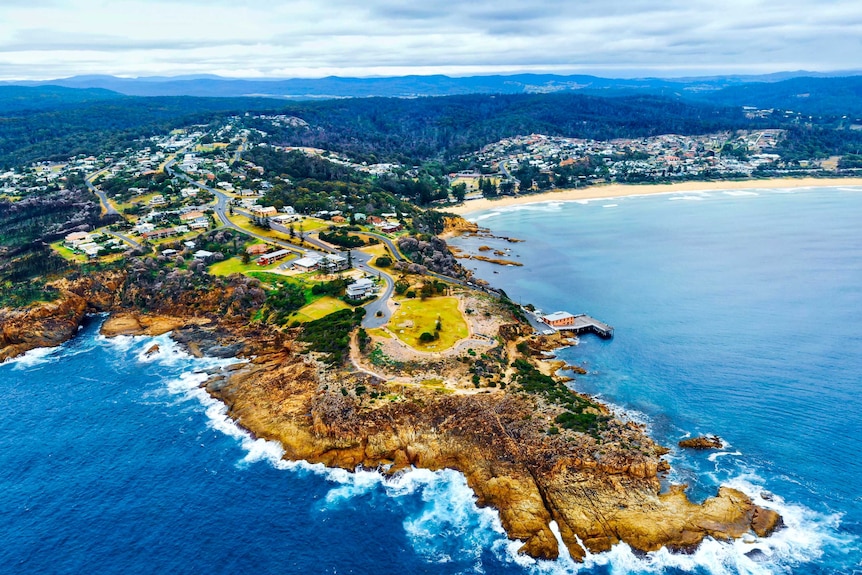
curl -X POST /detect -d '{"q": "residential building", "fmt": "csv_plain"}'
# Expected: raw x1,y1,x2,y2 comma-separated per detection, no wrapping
346,278,375,300
292,256,321,272
256,249,292,266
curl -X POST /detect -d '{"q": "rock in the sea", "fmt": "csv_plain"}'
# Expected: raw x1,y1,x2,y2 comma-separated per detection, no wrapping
678,435,724,450
144,344,160,357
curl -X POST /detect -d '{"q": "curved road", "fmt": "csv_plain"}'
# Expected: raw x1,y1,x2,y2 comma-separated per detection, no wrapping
85,169,119,216
164,159,307,254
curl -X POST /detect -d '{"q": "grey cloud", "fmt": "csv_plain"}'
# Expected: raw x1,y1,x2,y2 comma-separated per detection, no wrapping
1,0,862,78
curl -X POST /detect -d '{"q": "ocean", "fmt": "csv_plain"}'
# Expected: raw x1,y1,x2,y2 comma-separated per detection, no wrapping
2,186,861,574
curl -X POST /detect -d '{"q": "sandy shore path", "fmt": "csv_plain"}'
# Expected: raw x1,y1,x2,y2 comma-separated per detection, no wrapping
448,177,862,216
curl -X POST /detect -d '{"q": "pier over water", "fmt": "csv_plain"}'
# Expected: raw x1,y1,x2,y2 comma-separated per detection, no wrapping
539,311,614,338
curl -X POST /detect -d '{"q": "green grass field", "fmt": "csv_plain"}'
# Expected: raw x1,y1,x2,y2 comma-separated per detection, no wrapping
50,241,88,263
290,297,352,323
208,255,285,276
388,296,468,352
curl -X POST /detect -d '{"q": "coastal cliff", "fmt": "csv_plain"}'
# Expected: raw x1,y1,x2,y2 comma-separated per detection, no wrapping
0,272,124,362
207,340,781,561
0,270,782,561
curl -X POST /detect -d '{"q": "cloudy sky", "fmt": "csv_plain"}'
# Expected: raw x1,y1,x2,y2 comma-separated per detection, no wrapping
1,0,861,80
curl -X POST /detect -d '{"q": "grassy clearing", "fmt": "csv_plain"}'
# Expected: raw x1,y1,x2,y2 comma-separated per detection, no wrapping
367,327,393,339
226,213,308,245
298,218,329,232
114,191,160,213
50,241,88,263
388,296,468,352
360,243,401,274
290,297,352,323
209,255,284,276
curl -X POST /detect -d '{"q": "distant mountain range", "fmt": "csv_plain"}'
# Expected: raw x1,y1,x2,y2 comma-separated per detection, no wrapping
3,71,862,119
1,70,858,100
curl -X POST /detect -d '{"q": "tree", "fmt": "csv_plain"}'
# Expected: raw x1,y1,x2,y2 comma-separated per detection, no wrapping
394,279,410,295
451,182,467,202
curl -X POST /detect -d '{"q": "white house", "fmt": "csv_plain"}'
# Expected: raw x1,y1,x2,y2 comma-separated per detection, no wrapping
346,278,375,300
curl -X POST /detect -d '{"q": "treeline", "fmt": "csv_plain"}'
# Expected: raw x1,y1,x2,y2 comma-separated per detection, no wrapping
246,93,763,164
245,147,427,209
776,127,862,162
7,88,862,175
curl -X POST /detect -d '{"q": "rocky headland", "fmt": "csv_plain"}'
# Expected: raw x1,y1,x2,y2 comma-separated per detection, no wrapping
0,268,782,562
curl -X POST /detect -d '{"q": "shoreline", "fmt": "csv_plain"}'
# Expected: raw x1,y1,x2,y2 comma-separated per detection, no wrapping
447,177,862,215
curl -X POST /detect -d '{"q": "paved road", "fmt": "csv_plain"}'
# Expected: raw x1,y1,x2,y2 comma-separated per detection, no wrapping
85,168,119,216
107,230,141,249
362,230,482,291
164,159,305,253
351,249,395,328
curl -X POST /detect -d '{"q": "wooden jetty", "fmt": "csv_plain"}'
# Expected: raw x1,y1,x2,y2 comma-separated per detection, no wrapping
540,311,614,339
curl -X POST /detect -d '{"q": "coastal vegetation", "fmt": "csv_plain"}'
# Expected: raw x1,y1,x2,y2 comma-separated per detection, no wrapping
298,307,365,364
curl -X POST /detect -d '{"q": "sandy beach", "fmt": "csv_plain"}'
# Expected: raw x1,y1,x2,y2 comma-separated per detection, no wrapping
448,177,862,215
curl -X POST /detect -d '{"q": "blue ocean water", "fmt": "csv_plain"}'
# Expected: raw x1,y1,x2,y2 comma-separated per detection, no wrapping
2,186,861,574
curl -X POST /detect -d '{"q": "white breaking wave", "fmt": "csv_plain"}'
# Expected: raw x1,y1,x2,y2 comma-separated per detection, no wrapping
472,211,502,222
708,450,743,463
139,333,847,575
2,345,58,369
723,191,760,197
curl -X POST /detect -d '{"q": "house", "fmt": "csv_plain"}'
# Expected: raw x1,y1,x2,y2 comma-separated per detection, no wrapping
270,214,300,224
256,249,291,266
193,249,214,260
149,195,167,206
142,228,179,241
292,256,321,272
321,254,348,272
346,278,375,300
180,210,206,222
246,244,270,256
250,205,278,217
541,311,576,328
80,243,103,258
64,231,91,247
379,222,403,233
331,215,346,224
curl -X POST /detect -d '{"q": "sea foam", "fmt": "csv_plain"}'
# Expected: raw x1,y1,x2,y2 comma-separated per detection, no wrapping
130,325,851,575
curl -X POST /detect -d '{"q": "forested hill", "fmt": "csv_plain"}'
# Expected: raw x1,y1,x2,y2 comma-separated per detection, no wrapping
694,76,862,119
248,93,761,163
0,91,764,167
0,96,288,168
0,85,123,113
